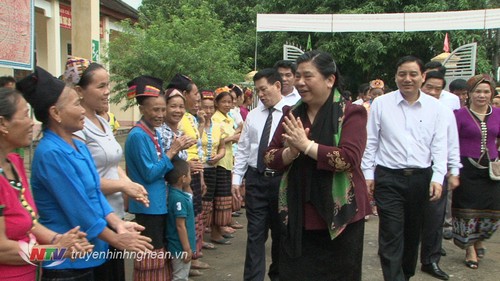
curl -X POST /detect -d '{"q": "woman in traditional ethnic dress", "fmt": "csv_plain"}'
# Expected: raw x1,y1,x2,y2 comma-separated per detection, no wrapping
452,74,500,269
210,90,241,243
124,75,172,281
199,90,227,244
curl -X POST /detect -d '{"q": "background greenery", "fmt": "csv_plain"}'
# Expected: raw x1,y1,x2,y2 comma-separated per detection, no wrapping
105,0,500,105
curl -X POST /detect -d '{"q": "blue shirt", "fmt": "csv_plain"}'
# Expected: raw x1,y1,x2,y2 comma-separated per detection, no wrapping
31,130,113,269
125,126,173,214
166,185,196,256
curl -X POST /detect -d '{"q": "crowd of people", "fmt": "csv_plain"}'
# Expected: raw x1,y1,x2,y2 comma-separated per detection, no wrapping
0,50,499,281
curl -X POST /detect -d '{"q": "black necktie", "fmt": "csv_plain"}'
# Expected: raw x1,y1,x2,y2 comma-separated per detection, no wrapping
257,107,275,172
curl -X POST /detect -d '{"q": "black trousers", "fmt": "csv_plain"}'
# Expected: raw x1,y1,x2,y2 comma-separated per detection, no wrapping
420,180,448,265
374,165,432,281
243,167,281,281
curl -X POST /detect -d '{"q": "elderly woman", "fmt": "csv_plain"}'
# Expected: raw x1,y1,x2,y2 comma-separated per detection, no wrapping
0,87,90,281
158,88,196,162
453,74,500,269
265,51,370,280
124,75,174,280
17,67,152,280
64,57,150,280
167,74,211,273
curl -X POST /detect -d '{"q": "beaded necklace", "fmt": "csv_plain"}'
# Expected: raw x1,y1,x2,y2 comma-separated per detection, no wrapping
467,107,490,155
469,105,492,117
204,121,214,161
0,161,38,228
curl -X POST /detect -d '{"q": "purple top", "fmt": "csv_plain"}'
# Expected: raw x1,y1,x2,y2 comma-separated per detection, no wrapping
455,106,500,159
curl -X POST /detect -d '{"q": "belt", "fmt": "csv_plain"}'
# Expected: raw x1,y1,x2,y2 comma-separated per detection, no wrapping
377,165,430,176
248,166,283,177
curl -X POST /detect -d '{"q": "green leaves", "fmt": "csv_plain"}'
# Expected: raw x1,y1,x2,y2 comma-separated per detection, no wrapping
105,1,243,109
106,0,500,104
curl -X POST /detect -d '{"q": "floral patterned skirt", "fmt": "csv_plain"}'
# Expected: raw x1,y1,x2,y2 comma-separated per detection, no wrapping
452,157,500,248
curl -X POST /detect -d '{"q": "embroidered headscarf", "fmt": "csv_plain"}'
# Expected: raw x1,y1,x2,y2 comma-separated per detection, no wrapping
63,56,91,85
467,74,496,95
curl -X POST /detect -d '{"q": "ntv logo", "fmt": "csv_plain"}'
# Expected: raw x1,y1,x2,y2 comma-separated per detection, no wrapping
18,234,66,267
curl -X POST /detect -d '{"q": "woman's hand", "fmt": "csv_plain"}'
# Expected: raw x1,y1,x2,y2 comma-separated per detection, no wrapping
197,110,207,125
282,112,310,152
188,159,204,174
201,182,207,196
123,180,149,207
112,231,153,252
171,135,197,152
112,221,153,252
116,221,145,234
206,152,223,166
54,226,94,258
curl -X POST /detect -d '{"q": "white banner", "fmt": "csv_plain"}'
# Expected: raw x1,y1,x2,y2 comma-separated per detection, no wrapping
257,9,500,32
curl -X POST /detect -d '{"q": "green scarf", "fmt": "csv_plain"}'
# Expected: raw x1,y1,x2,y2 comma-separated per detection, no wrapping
278,89,357,257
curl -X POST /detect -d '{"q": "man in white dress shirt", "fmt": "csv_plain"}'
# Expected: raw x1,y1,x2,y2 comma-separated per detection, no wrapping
424,61,461,111
362,56,448,281
424,62,461,244
232,68,286,281
274,60,301,106
419,71,462,280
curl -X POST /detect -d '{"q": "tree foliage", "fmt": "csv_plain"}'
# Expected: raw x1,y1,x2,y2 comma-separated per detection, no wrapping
105,1,243,108
256,0,500,92
106,0,500,105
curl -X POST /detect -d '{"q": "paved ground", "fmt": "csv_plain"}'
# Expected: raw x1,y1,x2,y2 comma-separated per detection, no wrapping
184,211,500,281
25,133,498,281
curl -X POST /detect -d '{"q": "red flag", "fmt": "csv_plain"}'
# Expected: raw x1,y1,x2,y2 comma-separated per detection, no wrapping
443,33,450,53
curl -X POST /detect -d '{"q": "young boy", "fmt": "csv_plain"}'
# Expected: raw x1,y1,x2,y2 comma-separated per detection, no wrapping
165,159,196,281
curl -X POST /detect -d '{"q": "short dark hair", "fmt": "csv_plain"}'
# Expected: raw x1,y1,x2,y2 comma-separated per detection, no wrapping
449,78,468,92
424,61,446,75
228,84,243,97
165,159,190,184
77,63,106,89
358,83,370,95
0,76,16,87
253,68,283,89
296,50,345,95
273,60,297,74
424,71,447,88
0,88,22,120
396,55,425,74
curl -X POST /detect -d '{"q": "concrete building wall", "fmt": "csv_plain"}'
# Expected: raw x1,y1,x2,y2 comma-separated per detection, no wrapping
35,10,48,70
1,0,139,127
